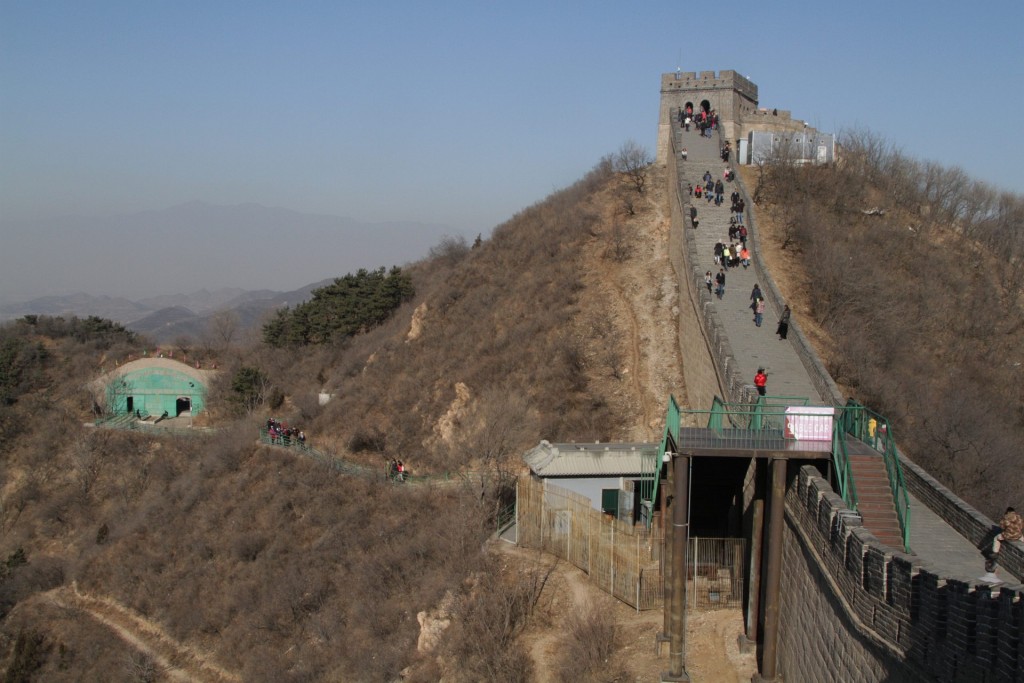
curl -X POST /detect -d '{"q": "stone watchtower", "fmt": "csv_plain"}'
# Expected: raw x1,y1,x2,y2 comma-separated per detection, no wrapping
657,70,759,163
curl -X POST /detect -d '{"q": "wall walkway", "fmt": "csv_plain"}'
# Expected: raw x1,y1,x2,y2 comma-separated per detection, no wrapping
663,117,1023,681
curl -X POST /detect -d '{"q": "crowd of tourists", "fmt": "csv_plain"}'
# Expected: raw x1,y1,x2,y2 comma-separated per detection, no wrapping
266,417,307,447
678,104,719,137
387,459,408,482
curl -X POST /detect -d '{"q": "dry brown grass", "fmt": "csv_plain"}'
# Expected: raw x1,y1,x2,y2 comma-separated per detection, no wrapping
0,154,688,680
746,143,1024,516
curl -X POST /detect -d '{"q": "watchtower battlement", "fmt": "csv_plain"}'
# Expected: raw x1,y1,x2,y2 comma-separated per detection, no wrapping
657,69,834,165
657,69,760,162
660,69,758,103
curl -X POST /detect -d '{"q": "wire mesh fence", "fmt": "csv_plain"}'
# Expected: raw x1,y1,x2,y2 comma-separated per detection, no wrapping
516,475,745,611
687,537,745,610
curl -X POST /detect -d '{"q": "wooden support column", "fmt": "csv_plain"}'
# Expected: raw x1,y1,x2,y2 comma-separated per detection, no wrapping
756,457,787,682
663,454,690,682
657,455,674,651
741,458,764,651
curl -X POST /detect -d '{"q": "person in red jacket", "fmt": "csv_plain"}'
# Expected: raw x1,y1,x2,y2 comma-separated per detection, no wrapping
754,368,768,397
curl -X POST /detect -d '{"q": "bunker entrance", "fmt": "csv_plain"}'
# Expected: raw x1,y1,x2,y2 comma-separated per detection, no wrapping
175,397,192,416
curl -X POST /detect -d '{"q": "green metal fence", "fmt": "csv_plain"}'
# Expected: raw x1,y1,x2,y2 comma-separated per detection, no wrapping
645,395,683,528
831,413,859,512
258,428,492,488
705,395,809,432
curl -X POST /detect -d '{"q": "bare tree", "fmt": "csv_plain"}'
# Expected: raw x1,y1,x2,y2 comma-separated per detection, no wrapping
173,335,193,360
206,309,239,354
605,221,631,262
614,140,652,194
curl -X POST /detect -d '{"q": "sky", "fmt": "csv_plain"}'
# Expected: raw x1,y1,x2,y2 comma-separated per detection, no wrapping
2,1,1023,299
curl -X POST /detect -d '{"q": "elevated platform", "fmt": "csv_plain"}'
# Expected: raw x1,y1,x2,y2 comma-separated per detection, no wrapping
675,427,832,459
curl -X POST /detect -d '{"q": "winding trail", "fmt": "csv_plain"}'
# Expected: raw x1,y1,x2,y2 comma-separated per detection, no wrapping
45,583,240,683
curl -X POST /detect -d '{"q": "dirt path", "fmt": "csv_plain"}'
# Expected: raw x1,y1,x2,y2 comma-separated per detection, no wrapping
610,277,656,433
45,583,240,683
496,542,756,682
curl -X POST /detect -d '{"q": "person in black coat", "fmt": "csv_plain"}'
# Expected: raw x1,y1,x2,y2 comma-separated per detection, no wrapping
777,305,791,340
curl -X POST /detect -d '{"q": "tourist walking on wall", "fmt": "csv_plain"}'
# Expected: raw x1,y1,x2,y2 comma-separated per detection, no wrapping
715,269,726,299
705,271,713,294
777,305,791,340
754,368,768,396
754,298,766,327
985,507,1023,573
750,284,762,310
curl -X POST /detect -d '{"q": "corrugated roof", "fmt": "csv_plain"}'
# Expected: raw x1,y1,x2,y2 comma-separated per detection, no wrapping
523,440,659,477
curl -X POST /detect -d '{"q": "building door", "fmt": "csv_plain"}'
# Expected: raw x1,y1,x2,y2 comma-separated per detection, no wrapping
175,397,191,416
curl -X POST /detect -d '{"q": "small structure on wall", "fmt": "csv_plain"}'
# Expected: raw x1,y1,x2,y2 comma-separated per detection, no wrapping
522,440,660,525
658,69,835,166
95,358,216,418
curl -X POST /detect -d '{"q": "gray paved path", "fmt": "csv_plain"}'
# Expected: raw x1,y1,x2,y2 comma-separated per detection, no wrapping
670,125,1011,584
677,128,819,400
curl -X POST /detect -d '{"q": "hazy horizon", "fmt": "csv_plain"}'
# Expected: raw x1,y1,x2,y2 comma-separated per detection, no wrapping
0,200,460,303
3,2,1022,302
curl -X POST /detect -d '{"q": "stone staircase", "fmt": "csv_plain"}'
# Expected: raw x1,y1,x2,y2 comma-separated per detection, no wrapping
845,444,905,550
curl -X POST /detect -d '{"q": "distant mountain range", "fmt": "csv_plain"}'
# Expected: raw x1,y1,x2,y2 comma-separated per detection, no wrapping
0,280,333,344
0,200,461,304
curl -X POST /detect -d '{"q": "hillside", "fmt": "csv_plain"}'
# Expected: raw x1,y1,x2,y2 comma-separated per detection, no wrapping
2,134,1015,681
0,158,701,681
743,133,1024,516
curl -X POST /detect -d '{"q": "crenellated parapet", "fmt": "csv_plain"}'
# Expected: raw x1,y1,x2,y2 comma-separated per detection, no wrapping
783,466,1023,683
657,69,760,163
658,70,833,165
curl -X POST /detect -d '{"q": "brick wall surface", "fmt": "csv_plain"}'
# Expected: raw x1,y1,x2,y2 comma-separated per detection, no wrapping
785,466,1024,682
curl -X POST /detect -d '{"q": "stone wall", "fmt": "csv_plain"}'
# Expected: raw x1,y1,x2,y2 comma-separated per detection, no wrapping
784,466,1023,683
900,457,1024,580
662,97,1023,680
658,70,759,164
664,125,743,410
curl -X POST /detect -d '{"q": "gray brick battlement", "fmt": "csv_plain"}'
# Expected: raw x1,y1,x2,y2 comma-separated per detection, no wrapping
786,466,1023,683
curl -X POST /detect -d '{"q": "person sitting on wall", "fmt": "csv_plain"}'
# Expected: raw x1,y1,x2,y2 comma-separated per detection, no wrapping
985,507,1023,573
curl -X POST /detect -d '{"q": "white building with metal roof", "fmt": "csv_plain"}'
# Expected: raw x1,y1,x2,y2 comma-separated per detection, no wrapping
522,440,660,522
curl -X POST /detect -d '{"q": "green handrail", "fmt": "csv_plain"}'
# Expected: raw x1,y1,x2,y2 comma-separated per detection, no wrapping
831,416,859,512
841,401,910,551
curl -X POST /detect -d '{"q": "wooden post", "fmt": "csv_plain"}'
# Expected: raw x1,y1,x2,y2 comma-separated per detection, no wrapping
759,457,787,681
664,454,691,682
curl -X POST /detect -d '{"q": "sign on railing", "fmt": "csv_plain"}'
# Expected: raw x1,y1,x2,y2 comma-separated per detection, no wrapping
783,406,835,441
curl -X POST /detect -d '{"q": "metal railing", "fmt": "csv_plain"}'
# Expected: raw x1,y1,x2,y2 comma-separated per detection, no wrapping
258,428,492,487
831,414,859,512
837,400,910,551
702,395,809,433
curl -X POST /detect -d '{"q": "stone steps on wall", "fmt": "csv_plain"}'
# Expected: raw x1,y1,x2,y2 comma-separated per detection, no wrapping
846,452,904,549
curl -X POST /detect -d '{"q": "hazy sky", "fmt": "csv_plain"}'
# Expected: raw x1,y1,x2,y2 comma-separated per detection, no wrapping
2,1,1023,292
